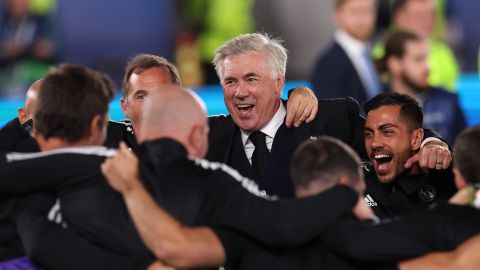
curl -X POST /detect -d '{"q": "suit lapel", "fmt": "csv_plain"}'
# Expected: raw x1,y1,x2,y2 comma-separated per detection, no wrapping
207,115,237,163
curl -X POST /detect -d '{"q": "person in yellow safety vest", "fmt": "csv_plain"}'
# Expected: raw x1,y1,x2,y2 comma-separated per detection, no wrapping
373,0,459,92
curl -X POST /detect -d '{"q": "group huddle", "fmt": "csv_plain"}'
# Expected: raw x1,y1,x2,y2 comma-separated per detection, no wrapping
0,32,479,270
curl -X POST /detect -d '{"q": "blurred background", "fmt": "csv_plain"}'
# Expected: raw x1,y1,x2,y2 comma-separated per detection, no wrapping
0,0,478,127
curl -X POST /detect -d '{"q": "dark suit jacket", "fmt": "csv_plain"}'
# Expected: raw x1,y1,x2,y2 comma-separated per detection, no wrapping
309,41,369,107
207,98,365,198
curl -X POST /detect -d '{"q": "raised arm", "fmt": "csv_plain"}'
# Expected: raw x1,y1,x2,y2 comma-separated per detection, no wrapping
285,87,318,127
102,143,225,268
399,235,480,270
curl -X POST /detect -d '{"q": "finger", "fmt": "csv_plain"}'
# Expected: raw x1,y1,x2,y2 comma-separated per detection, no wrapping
418,150,429,168
427,151,438,169
119,142,130,156
404,154,419,168
306,102,318,123
302,104,314,124
442,154,452,169
285,101,298,128
100,162,107,175
292,100,304,123
101,162,114,180
435,162,443,170
119,141,128,151
294,101,308,127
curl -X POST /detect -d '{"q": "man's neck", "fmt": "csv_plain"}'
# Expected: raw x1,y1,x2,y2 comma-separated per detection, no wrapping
36,136,93,152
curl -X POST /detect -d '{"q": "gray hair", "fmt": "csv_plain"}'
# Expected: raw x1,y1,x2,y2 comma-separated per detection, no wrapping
212,33,288,81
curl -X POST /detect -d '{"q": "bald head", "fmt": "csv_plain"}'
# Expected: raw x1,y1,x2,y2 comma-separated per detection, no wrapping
139,84,209,158
18,79,43,124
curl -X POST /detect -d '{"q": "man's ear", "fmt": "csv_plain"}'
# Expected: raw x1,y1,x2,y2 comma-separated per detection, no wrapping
275,75,285,97
88,115,104,144
120,97,128,118
187,124,203,157
454,168,468,189
18,108,28,124
411,128,424,151
387,57,402,76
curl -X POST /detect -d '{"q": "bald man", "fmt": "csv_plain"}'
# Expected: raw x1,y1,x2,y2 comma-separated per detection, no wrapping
0,80,42,152
101,84,363,268
2,83,359,268
17,79,42,125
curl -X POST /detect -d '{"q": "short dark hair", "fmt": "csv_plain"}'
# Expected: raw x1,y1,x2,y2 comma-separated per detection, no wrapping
377,30,421,73
121,54,181,97
35,64,115,143
291,136,363,191
364,92,423,130
454,125,480,185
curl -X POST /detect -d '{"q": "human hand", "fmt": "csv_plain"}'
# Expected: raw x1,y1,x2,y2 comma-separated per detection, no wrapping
101,142,141,194
405,140,451,171
285,86,318,127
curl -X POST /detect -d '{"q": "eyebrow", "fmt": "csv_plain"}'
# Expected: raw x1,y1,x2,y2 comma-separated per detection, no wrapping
243,72,258,79
378,124,398,130
364,123,398,131
132,90,148,97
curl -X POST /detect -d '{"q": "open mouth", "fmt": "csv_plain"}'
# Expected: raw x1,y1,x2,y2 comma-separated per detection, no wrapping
236,104,254,114
373,153,393,174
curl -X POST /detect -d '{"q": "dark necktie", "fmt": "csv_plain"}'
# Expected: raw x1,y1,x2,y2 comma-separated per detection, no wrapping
249,131,270,180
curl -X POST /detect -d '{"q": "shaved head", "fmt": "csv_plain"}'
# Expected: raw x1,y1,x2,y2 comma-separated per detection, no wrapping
18,79,43,124
139,84,209,158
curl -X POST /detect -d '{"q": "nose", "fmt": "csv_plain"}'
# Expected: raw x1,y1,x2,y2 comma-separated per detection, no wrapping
370,133,385,150
234,81,249,99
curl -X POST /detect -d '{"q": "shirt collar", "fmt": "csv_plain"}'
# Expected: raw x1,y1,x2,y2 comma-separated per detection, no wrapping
335,29,368,56
240,102,286,146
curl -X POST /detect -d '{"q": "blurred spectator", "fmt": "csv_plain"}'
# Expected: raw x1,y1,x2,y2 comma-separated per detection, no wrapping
378,30,466,144
178,0,255,85
444,0,480,72
373,0,459,92
309,0,381,107
0,0,55,96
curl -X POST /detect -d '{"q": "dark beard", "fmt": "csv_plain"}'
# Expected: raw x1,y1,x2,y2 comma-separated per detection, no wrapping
400,73,430,93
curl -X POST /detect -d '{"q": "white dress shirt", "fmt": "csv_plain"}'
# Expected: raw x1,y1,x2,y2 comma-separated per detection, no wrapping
240,102,286,165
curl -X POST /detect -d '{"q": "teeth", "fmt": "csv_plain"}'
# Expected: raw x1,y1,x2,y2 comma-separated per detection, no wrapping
374,154,391,159
237,105,252,109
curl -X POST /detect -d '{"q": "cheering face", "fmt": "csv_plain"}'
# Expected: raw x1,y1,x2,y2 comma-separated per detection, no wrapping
364,105,419,184
221,50,283,132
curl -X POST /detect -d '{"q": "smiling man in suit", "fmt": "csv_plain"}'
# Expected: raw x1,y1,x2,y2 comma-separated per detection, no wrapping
208,32,367,198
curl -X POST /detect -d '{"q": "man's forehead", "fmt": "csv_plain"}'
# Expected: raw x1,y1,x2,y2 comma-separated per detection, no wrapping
405,40,428,54
128,67,172,93
223,52,270,74
366,105,402,126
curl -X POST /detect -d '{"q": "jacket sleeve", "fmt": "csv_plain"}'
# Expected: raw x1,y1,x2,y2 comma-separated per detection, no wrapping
16,193,147,270
204,172,359,247
0,153,103,196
